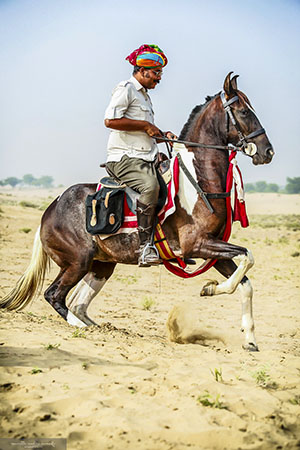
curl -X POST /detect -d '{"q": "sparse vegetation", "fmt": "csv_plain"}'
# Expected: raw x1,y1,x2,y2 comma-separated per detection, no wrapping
44,343,60,350
210,367,223,383
252,368,277,389
278,236,289,245
289,395,300,405
141,296,155,310
30,367,43,374
114,274,138,285
291,252,300,257
71,328,86,339
19,227,32,234
19,200,39,209
264,237,273,246
250,214,300,230
197,391,226,409
82,362,88,370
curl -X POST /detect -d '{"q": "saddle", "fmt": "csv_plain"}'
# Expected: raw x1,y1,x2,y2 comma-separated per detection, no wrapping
86,161,170,236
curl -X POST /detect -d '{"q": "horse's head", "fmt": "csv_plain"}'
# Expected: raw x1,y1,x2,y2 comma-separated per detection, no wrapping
222,72,274,165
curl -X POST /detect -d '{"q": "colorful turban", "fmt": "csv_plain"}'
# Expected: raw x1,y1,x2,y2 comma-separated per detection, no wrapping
126,44,168,69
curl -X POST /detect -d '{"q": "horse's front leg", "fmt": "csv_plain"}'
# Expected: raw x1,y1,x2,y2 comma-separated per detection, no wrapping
213,260,258,351
198,239,254,296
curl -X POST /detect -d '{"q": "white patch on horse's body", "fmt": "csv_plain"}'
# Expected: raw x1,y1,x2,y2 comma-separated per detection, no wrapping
238,279,257,349
173,143,198,215
67,273,106,325
214,250,254,295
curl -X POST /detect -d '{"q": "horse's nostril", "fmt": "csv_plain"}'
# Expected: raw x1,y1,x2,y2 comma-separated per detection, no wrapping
266,148,274,157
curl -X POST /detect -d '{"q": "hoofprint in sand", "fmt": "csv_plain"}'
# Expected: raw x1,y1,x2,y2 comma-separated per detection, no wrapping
0,189,299,450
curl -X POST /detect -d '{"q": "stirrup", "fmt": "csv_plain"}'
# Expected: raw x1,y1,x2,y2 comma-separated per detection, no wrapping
139,243,160,267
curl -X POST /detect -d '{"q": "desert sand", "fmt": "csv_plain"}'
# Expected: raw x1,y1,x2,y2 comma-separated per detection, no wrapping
0,189,299,449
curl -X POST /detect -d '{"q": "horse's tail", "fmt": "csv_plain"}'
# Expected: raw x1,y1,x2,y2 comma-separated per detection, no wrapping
0,226,50,311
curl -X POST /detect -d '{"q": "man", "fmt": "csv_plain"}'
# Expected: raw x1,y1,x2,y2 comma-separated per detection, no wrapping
104,44,176,267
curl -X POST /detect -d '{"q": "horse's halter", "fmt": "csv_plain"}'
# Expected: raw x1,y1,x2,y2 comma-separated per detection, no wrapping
220,91,266,157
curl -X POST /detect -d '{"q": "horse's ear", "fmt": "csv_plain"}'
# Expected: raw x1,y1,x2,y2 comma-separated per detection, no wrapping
231,75,239,91
223,71,234,97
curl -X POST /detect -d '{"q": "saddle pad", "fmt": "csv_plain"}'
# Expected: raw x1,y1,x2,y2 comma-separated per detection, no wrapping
98,156,179,239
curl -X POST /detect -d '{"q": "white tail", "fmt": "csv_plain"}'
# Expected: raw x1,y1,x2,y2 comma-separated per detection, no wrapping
0,226,50,310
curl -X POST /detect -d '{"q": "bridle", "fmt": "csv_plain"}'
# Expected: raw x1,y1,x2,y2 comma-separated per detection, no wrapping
220,91,266,156
156,92,267,158
154,91,270,214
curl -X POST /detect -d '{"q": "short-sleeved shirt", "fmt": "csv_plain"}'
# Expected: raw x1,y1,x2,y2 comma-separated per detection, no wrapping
104,76,158,162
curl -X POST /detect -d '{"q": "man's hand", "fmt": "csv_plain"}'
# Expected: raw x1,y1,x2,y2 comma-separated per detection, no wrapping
165,131,178,141
165,131,178,147
144,123,164,138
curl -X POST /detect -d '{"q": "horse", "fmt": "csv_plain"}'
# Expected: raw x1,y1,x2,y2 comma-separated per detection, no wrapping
0,72,274,351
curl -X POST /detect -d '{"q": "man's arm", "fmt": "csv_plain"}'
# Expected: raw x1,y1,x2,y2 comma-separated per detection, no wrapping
104,118,163,137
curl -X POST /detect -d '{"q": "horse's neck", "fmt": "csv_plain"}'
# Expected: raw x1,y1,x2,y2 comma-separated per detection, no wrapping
184,107,229,193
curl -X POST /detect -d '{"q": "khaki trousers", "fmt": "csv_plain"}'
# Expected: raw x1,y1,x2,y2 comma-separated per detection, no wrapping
106,155,163,206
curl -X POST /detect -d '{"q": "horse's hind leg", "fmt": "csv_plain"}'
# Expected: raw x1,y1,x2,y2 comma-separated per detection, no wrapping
67,261,116,327
44,264,90,324
213,259,258,351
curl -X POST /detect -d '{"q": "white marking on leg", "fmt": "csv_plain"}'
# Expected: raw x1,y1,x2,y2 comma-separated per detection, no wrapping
238,279,257,348
215,250,254,295
174,143,198,215
67,273,106,316
66,310,87,327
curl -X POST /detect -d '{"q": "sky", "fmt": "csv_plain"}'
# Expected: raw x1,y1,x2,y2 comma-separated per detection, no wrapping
0,0,299,187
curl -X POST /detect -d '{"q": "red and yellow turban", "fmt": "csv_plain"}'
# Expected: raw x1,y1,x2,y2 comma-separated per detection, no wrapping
126,44,168,69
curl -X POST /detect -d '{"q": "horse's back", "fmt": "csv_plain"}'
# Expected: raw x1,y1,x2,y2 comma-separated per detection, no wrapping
41,183,97,246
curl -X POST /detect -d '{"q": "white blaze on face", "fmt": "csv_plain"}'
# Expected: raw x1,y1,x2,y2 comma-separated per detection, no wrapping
174,143,198,215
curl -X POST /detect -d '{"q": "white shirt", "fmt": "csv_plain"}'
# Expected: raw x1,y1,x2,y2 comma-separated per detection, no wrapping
104,76,158,162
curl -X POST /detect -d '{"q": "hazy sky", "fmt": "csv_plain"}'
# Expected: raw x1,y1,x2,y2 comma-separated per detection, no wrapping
1,0,299,186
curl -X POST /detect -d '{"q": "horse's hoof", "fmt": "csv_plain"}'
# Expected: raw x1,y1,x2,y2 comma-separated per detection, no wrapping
200,280,218,296
83,316,98,326
71,305,98,326
243,342,259,352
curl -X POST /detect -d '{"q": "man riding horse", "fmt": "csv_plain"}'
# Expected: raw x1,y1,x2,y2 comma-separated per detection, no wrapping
104,44,177,267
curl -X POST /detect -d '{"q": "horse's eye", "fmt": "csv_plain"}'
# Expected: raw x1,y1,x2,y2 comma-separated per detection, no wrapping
240,109,249,117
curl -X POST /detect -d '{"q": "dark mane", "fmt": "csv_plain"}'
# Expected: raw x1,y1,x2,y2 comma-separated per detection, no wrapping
179,92,220,140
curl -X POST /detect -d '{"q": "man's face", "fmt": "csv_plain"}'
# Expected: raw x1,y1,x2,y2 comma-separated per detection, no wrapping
140,68,163,89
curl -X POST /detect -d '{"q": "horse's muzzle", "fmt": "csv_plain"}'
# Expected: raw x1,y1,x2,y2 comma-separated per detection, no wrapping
252,146,274,165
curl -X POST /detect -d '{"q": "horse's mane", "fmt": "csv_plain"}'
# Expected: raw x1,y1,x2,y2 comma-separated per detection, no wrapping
179,90,254,140
179,92,220,140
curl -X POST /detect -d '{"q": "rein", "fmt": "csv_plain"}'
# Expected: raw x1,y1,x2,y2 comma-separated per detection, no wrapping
157,136,242,152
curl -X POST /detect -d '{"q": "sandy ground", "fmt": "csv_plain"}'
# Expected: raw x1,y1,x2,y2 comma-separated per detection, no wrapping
0,188,300,450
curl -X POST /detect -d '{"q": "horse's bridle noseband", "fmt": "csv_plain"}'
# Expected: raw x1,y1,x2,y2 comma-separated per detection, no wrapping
220,91,266,156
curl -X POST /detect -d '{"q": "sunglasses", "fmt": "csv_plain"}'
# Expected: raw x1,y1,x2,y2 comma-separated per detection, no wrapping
150,69,163,77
